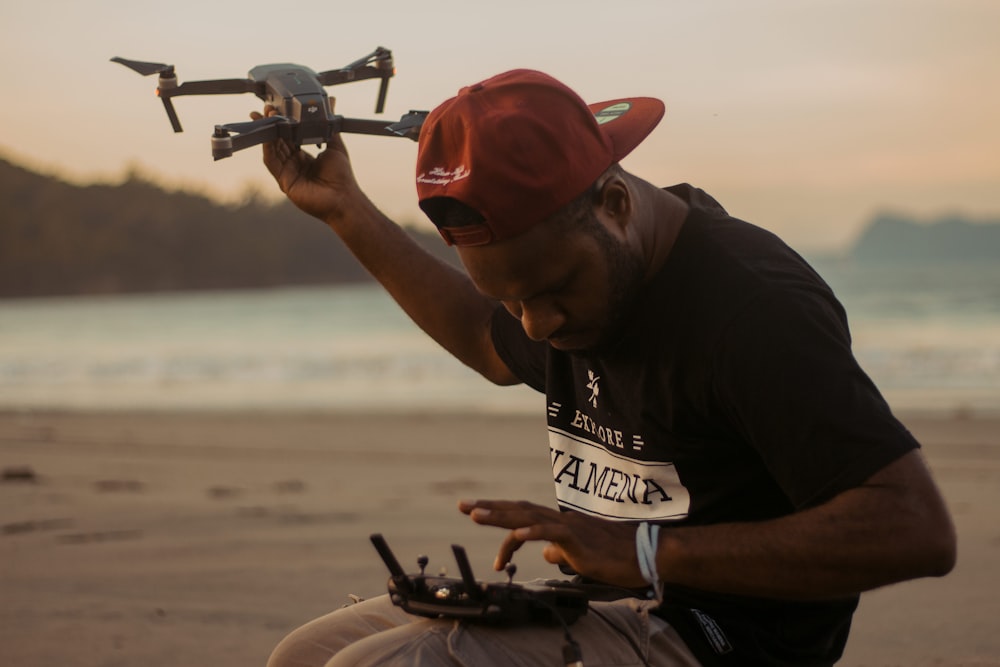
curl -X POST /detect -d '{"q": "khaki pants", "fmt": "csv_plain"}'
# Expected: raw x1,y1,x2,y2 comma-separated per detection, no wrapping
267,594,701,667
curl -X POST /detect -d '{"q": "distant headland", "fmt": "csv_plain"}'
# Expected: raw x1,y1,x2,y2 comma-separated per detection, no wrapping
1,157,997,298
844,211,1000,263
0,157,459,298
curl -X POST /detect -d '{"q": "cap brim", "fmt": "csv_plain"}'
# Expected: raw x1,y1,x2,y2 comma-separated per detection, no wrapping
588,97,665,162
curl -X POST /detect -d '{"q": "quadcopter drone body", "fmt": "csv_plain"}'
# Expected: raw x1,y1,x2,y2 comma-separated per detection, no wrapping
112,48,426,160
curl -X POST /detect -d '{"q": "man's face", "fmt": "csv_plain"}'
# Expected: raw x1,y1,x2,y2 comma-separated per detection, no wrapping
458,208,645,354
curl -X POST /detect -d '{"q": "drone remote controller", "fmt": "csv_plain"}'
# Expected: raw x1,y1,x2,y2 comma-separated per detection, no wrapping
370,534,588,626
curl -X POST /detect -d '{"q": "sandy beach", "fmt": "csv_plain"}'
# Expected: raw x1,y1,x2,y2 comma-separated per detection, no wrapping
1,409,997,666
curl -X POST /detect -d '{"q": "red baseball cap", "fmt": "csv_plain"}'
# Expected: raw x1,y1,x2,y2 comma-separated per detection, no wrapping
416,69,665,246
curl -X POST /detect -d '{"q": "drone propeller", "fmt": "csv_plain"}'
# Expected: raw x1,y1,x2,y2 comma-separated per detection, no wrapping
112,56,185,131
385,111,427,140
317,46,394,112
110,56,174,77
340,46,392,72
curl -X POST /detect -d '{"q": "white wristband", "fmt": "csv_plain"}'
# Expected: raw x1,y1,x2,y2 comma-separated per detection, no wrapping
636,521,663,603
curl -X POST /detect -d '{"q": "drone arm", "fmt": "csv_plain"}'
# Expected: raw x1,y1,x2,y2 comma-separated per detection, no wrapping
337,117,410,138
316,66,390,88
155,79,259,134
319,111,425,141
162,79,260,98
229,127,279,151
212,121,289,160
212,108,425,160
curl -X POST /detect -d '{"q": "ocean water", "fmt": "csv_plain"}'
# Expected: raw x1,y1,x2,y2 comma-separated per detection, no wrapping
1,260,998,416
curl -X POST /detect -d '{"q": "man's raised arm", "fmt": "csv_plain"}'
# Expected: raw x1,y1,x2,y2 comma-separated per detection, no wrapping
255,110,516,386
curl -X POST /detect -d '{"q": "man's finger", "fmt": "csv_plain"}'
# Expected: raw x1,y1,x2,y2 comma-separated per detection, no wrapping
541,542,570,567
494,531,526,571
513,522,573,544
467,505,550,529
323,131,350,159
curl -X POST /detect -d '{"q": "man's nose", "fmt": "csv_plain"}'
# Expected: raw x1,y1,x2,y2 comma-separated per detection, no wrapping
519,299,565,342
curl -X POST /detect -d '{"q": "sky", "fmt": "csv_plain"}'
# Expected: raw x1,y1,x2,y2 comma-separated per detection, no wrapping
1,0,998,251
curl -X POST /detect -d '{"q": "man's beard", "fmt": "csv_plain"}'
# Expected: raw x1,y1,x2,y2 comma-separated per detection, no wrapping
571,223,646,357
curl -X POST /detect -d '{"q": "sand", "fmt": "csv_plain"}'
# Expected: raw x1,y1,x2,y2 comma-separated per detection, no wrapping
1,409,997,666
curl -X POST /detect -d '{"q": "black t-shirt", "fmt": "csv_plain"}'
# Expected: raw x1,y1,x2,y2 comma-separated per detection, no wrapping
490,184,919,666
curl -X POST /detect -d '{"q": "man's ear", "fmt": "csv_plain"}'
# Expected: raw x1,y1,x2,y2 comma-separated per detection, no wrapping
596,174,632,233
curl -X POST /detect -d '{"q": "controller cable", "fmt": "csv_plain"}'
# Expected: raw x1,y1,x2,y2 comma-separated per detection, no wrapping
554,522,662,667
523,578,652,666
500,563,584,667
533,597,652,667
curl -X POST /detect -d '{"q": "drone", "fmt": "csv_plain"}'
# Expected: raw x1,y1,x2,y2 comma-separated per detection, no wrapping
111,47,427,160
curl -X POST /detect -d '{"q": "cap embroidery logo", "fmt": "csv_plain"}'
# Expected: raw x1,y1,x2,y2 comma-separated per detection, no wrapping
586,370,601,409
594,102,632,125
416,165,470,186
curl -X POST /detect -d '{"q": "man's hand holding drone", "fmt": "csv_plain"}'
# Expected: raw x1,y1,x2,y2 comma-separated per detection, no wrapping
252,104,364,224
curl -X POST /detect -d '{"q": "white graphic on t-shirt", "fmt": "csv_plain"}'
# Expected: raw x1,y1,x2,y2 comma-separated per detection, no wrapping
549,427,690,521
569,409,625,449
585,370,600,408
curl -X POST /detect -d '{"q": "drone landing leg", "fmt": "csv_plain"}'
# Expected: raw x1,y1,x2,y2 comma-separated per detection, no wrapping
160,97,183,133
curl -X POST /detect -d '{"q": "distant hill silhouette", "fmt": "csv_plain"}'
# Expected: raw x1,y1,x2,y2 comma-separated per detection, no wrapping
3,157,998,298
0,157,459,298
848,211,1000,262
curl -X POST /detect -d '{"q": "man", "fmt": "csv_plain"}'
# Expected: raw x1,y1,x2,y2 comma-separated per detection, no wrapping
259,69,956,666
